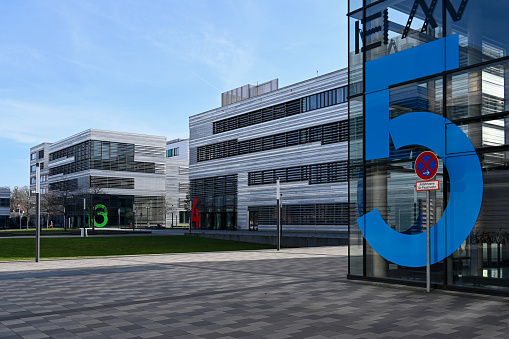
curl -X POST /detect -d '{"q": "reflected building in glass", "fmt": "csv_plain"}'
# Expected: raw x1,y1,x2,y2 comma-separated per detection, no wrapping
348,0,509,293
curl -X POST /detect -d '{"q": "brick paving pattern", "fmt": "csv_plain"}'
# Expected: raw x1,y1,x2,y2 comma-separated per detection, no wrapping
0,247,507,338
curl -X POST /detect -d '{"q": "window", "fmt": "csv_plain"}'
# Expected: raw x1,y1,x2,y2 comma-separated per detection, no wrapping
197,120,348,162
301,85,349,113
30,165,36,173
40,163,44,170
30,177,36,184
31,153,36,160
0,198,9,208
173,147,179,156
167,149,172,157
40,188,47,195
248,161,348,186
38,150,44,159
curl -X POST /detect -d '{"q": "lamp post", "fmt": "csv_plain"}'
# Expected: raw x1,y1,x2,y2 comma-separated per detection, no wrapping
171,204,174,228
18,204,21,229
118,207,121,229
146,206,149,228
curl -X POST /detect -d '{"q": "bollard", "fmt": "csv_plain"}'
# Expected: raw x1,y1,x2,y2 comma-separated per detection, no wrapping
81,228,88,237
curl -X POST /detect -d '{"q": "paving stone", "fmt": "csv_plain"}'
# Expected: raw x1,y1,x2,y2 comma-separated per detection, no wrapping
0,247,507,338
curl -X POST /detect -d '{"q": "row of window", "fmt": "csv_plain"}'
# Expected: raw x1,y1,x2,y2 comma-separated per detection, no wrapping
90,176,135,189
302,86,348,112
197,121,348,162
248,161,348,186
248,203,349,225
213,85,348,134
30,150,44,161
30,163,45,173
213,100,300,134
49,179,78,192
50,141,136,162
167,147,179,157
190,175,238,198
49,160,159,176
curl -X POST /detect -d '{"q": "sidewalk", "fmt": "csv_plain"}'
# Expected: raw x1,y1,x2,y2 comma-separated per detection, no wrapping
0,247,507,338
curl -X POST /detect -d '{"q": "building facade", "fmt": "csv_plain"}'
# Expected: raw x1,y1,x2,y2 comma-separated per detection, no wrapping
0,187,10,229
348,0,509,294
165,138,189,227
189,70,349,232
30,130,168,228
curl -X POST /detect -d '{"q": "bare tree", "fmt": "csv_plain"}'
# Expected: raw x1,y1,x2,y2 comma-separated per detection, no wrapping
40,191,63,228
10,186,32,229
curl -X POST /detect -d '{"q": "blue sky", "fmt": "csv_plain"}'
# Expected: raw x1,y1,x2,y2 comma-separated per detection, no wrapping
0,0,348,189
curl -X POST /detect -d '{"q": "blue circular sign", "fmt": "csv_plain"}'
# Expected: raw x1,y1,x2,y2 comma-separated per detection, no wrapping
415,151,439,180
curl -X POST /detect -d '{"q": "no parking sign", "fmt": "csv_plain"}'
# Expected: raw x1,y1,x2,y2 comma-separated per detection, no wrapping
415,151,439,180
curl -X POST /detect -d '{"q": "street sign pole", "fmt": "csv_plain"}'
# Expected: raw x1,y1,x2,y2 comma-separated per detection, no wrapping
426,189,431,293
276,177,281,251
415,151,440,293
35,163,41,262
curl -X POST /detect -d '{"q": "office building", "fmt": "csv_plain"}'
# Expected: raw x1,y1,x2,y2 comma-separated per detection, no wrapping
165,138,189,227
0,187,9,229
30,130,168,228
189,70,348,231
348,0,509,294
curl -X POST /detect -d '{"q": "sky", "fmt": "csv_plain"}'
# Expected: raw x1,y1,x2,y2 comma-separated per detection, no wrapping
0,0,348,189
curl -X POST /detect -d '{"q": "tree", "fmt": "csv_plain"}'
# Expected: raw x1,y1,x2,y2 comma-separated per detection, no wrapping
40,191,63,228
10,186,32,229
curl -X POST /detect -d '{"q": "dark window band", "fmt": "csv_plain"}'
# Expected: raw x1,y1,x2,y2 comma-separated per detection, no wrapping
248,161,347,186
197,120,348,162
248,203,349,226
213,86,348,134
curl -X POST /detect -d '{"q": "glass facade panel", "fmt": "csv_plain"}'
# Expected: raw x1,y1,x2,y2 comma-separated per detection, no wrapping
447,61,508,120
447,1,509,68
364,0,443,63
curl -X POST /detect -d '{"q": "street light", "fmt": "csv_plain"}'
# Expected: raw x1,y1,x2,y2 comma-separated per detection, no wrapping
146,206,149,228
18,204,21,229
171,204,174,228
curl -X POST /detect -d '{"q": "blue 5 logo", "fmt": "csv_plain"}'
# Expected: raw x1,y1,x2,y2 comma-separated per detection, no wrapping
356,36,483,267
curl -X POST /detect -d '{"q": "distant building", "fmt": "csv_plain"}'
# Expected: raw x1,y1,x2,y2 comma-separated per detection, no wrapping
0,187,10,229
30,130,171,228
189,70,348,231
165,138,189,227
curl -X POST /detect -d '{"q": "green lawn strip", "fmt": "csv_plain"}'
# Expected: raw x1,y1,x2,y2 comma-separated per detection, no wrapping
0,228,74,235
0,236,273,260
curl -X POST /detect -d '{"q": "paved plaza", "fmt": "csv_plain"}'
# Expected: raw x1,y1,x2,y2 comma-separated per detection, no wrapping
0,246,508,338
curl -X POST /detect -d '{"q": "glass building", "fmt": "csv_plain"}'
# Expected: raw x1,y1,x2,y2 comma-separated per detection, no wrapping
348,0,509,294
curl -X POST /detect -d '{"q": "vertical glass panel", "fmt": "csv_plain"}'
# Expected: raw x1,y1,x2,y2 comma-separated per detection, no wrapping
365,0,443,62
310,95,317,110
447,1,509,68
365,160,445,283
447,61,507,121
457,119,509,149
390,77,443,119
349,97,364,167
349,10,363,96
348,0,363,13
349,166,363,276
451,150,509,291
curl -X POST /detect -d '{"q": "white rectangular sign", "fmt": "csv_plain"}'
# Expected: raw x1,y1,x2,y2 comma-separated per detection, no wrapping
416,180,440,191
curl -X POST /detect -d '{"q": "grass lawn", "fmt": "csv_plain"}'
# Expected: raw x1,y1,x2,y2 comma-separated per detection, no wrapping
0,236,274,261
0,228,74,235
